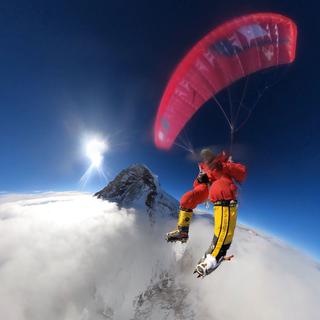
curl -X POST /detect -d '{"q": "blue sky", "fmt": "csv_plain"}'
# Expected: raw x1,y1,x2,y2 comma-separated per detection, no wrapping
0,0,319,259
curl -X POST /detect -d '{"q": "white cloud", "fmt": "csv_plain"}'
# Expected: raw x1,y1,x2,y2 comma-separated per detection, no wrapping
0,193,319,320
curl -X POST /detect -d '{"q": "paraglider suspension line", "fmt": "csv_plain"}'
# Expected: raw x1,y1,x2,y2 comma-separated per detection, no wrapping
230,125,235,154
212,95,233,129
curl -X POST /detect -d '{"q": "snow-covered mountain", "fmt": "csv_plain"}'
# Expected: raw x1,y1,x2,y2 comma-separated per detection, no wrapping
93,165,196,318
94,164,179,220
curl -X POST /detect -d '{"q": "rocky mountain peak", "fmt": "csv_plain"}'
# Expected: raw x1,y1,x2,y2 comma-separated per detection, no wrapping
94,164,179,218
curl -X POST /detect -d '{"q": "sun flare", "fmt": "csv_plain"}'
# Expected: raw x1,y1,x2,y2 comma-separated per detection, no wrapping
86,138,108,169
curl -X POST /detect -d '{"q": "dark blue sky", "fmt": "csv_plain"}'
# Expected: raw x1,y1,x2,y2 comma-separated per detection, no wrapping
1,1,319,259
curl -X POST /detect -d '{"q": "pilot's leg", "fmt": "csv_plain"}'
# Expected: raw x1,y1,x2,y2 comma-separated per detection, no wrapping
194,200,237,277
166,183,209,243
207,200,237,260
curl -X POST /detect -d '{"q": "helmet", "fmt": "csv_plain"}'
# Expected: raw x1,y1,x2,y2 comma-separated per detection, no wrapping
200,148,215,163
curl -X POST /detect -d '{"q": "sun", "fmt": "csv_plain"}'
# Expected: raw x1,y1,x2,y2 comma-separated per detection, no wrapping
79,135,110,187
85,138,108,169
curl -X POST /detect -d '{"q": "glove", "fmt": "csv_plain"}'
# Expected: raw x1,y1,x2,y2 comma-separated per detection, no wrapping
197,172,209,184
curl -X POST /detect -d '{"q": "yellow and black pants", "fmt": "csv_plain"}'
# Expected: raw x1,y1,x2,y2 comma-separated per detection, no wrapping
205,200,237,261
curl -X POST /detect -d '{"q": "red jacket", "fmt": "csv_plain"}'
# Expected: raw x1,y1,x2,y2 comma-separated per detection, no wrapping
194,152,247,202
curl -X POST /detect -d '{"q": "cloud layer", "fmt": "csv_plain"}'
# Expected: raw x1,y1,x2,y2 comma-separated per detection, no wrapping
0,193,319,320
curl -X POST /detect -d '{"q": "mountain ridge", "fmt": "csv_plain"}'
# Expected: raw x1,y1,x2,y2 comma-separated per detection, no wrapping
94,164,179,220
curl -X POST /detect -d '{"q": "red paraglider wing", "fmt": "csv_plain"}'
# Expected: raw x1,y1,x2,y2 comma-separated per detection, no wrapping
154,13,297,149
